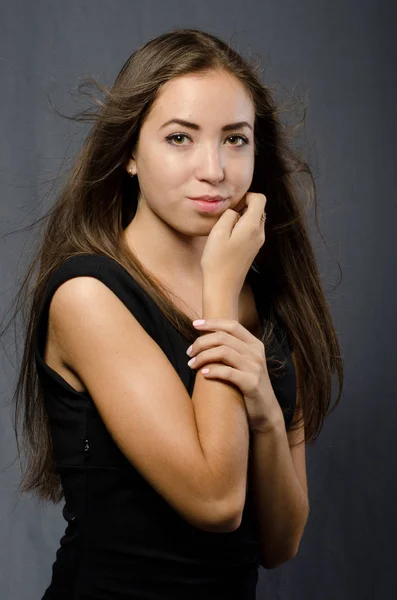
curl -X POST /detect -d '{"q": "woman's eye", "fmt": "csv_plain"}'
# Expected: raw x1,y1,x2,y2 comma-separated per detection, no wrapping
227,135,249,147
165,134,249,147
166,134,189,145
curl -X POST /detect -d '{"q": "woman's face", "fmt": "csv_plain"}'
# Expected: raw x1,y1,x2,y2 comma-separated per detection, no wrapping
126,69,255,236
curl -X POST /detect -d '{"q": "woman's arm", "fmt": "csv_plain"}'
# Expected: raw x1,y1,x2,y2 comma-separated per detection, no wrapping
191,284,250,530
249,351,309,569
250,418,309,568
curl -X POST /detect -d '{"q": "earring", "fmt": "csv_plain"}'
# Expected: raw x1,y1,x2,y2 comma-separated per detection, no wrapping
128,169,134,177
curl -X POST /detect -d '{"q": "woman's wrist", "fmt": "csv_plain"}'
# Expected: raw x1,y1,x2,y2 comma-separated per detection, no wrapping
202,287,239,320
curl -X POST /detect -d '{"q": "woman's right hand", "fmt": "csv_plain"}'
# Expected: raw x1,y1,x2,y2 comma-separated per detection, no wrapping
200,192,267,298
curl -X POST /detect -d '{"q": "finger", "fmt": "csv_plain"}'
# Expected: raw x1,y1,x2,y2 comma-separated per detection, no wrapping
232,194,247,215
244,193,267,226
192,318,256,344
188,345,247,371
187,330,247,358
215,208,241,236
200,364,256,397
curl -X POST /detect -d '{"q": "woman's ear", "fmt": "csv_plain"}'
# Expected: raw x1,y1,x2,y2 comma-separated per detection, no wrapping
126,155,137,177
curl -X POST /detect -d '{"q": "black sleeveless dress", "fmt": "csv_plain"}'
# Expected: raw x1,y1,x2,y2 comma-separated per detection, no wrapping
34,253,297,600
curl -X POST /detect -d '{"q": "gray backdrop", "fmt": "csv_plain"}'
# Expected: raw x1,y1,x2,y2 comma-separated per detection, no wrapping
1,1,395,599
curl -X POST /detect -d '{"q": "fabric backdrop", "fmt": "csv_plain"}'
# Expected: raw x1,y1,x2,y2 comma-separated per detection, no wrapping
1,1,395,598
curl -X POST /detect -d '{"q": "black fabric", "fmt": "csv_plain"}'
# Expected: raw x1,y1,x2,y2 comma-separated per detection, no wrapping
34,253,296,599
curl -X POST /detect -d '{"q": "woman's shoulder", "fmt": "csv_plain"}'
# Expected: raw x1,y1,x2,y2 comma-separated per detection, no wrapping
39,253,157,339
44,253,146,300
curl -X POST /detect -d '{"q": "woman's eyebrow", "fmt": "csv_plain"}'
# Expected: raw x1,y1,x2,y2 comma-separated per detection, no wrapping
159,118,253,132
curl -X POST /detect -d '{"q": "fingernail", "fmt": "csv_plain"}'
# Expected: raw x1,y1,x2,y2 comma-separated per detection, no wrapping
192,319,205,326
186,345,193,356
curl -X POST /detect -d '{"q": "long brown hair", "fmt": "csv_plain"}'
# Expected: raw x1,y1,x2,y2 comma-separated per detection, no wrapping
1,28,343,503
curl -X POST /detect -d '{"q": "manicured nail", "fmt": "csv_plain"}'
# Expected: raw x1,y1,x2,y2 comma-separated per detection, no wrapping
193,319,205,326
186,345,193,356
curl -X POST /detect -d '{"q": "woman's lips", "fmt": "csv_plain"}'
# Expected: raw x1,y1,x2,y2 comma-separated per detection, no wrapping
188,197,228,213
189,195,226,202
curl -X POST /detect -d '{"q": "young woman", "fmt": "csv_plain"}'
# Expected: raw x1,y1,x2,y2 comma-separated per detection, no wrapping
8,28,343,599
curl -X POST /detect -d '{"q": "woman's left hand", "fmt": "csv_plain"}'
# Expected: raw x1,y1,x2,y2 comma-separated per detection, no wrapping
187,318,283,432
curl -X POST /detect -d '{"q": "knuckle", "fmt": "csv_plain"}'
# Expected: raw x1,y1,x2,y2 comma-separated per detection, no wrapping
231,320,239,333
256,340,265,355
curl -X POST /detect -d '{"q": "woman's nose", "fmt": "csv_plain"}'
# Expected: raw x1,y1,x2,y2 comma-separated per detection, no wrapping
195,148,225,182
